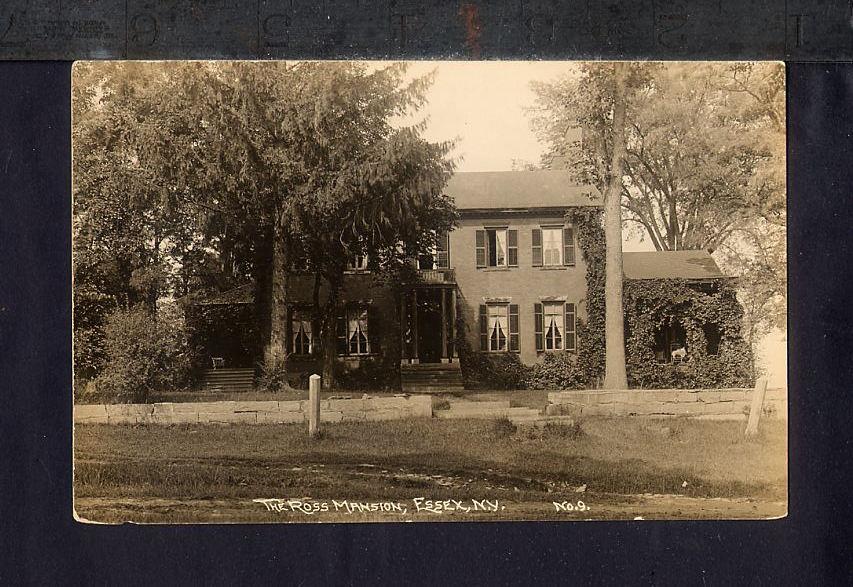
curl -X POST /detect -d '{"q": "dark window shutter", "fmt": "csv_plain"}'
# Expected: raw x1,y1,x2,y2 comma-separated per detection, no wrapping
534,303,544,351
563,226,576,266
479,304,488,351
436,232,450,269
507,229,518,266
367,305,380,354
565,303,577,351
475,230,486,268
532,228,543,267
509,304,519,352
336,308,348,356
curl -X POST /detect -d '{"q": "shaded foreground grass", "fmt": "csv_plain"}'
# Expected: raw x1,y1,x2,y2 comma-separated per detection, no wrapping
74,417,786,522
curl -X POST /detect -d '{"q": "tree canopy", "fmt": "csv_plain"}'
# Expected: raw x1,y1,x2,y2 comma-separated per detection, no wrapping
530,62,786,348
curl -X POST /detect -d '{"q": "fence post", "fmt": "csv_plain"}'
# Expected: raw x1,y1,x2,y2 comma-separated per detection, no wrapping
745,377,768,437
309,374,321,438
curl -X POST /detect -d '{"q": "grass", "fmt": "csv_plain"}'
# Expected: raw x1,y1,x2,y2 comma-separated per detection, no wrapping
74,416,787,522
147,388,395,403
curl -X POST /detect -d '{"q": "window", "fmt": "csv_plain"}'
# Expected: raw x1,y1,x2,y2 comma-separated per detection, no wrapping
542,228,563,266
347,307,369,355
653,323,687,363
291,312,313,355
544,302,564,350
535,302,577,352
479,303,519,352
488,304,508,351
532,225,576,267
418,232,450,270
476,228,518,268
347,254,368,271
703,323,721,355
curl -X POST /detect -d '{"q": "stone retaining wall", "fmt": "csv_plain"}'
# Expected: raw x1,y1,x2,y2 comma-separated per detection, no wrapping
547,387,787,420
74,395,433,425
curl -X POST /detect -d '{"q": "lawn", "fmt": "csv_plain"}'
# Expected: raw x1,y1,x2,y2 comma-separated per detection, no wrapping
74,416,787,523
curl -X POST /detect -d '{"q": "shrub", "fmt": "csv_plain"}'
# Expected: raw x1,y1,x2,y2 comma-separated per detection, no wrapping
527,352,587,390
257,353,290,393
461,351,531,390
93,302,192,403
492,417,517,438
334,357,398,390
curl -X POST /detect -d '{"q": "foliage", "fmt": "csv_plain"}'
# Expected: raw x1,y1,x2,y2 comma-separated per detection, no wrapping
334,357,399,391
91,302,192,403
531,62,786,344
256,354,290,393
527,352,587,390
623,279,753,388
184,301,259,372
460,350,531,390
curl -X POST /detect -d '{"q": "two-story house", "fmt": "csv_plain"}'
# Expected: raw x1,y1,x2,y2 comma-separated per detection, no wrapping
191,169,743,392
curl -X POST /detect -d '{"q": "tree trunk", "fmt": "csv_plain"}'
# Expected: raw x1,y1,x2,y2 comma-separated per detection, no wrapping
603,63,629,390
266,211,289,367
321,283,341,390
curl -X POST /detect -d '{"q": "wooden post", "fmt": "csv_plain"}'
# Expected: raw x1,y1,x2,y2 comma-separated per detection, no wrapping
411,289,419,364
745,377,768,437
440,288,449,362
309,374,321,438
450,287,458,359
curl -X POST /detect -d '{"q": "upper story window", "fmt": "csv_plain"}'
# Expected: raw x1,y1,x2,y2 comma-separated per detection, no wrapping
476,228,518,268
418,232,450,270
347,254,368,271
532,225,576,267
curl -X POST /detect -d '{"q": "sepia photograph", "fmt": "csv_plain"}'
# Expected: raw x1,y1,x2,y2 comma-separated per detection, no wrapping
71,60,786,523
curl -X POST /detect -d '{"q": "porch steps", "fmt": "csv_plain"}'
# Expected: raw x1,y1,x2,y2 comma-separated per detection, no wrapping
434,400,542,420
400,362,465,394
200,368,255,393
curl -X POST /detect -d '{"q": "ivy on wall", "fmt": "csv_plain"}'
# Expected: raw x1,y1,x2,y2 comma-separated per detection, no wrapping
623,279,753,388
567,207,753,390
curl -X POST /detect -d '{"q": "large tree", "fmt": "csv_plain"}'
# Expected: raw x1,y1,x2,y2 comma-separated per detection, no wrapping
530,62,786,373
73,61,457,387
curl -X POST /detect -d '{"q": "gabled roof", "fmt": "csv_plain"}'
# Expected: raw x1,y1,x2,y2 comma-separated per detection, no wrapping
445,170,601,211
623,250,727,280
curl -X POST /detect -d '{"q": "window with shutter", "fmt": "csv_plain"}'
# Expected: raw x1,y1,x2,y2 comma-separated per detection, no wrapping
507,229,518,266
486,304,509,352
347,307,370,355
542,227,563,266
532,228,543,267
563,226,576,266
475,230,487,268
509,304,519,352
544,302,564,350
565,302,577,351
336,310,348,356
534,303,544,351
436,232,450,269
479,304,488,351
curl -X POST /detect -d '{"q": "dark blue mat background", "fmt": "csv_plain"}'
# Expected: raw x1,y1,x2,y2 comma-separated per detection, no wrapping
1,62,850,584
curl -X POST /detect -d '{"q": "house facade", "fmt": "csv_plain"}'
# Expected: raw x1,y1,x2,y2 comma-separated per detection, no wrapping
191,170,748,390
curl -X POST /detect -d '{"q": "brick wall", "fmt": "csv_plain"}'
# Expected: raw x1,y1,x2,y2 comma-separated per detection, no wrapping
74,395,433,425
547,388,787,420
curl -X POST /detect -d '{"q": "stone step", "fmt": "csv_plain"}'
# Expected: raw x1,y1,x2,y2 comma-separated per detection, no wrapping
435,405,541,419
402,386,466,394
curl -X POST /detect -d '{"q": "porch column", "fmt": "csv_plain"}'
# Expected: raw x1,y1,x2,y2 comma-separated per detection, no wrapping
411,289,419,364
400,292,409,365
440,288,449,363
450,287,458,360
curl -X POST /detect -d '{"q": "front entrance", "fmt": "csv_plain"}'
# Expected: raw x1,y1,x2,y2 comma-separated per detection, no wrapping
400,285,457,365
416,289,444,363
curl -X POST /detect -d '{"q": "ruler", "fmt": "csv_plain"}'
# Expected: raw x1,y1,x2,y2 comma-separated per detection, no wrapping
1,0,852,60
